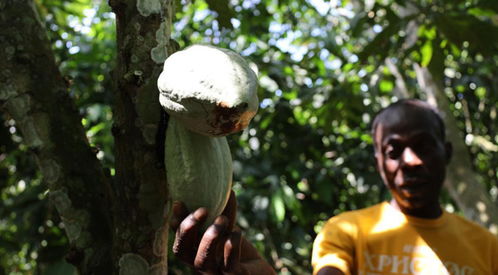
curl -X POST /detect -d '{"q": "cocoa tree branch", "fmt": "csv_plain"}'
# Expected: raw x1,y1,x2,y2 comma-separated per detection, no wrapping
0,0,113,272
109,0,178,272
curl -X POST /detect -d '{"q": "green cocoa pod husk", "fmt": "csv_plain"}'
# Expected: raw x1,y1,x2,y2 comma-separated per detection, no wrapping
165,118,232,227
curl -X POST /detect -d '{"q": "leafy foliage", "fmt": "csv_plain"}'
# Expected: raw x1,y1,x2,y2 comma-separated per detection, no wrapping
172,0,498,272
1,0,497,273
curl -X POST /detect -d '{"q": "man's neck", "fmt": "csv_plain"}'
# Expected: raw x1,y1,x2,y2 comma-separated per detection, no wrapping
389,199,443,219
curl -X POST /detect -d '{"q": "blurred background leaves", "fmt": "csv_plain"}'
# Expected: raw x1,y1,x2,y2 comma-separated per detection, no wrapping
1,0,497,273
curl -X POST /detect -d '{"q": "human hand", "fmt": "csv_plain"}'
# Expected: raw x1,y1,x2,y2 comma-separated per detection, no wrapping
171,191,275,274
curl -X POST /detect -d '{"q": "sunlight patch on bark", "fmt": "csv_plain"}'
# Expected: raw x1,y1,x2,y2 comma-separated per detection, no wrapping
151,22,170,64
119,253,149,275
49,190,92,248
136,0,162,17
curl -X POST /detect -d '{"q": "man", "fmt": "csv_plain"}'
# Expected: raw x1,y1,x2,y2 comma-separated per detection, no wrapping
172,99,498,274
313,99,498,275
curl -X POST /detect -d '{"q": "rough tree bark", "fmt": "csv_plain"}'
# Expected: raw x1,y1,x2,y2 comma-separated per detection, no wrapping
108,0,177,273
0,1,113,273
414,64,498,235
0,0,178,273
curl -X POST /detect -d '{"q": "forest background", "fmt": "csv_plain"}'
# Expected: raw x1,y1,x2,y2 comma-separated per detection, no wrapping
0,0,497,274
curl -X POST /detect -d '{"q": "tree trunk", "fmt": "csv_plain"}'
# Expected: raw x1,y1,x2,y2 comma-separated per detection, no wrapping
0,0,178,273
0,1,113,273
108,0,177,273
414,64,498,235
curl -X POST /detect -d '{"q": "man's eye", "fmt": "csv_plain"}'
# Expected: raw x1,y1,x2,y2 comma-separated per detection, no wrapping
415,141,435,154
385,145,401,159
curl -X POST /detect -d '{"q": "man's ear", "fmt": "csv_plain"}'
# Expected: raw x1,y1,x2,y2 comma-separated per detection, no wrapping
374,152,381,172
445,142,452,163
374,151,385,179
374,151,390,188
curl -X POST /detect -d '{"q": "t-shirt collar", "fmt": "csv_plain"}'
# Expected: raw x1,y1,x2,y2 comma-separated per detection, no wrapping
383,201,448,228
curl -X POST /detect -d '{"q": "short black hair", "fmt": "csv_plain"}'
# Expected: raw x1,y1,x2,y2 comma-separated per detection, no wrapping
371,99,446,144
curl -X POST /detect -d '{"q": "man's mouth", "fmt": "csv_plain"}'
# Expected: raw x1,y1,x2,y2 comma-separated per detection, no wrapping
400,185,424,194
404,179,426,185
398,178,428,195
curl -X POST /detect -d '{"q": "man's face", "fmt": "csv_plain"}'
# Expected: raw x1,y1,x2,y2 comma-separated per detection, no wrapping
374,106,451,216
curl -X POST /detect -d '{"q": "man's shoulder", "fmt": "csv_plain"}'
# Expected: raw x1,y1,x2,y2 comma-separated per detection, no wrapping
446,212,498,241
326,202,386,224
318,202,389,238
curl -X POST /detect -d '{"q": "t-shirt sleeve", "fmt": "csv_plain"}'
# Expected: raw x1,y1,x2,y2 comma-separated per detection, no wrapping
492,235,498,275
312,216,357,275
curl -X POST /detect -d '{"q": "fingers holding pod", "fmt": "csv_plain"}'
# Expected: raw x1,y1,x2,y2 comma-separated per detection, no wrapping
194,216,229,272
173,207,208,264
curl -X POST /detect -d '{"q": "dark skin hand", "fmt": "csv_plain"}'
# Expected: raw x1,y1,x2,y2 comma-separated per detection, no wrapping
171,191,275,274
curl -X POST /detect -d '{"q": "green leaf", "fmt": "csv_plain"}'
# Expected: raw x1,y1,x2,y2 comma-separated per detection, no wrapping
87,122,105,137
271,192,286,223
420,40,433,67
281,185,299,211
293,106,311,125
379,79,394,93
475,87,487,98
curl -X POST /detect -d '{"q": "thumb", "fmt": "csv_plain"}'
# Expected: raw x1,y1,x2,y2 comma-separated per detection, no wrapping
223,230,242,273
221,190,237,231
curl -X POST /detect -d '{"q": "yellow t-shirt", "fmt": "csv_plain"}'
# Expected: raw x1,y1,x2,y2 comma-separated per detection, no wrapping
312,202,498,275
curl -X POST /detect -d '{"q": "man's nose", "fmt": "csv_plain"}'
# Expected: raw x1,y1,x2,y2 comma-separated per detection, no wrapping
401,147,422,167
